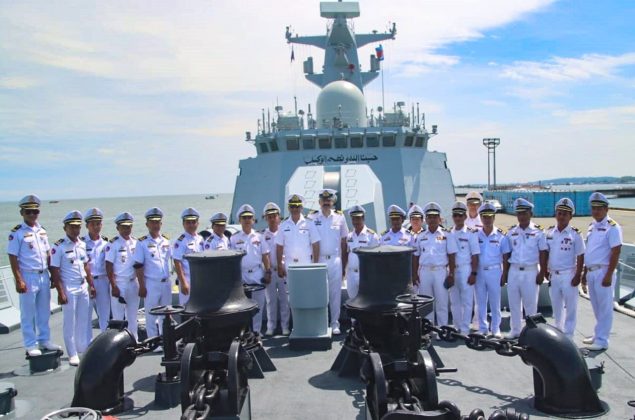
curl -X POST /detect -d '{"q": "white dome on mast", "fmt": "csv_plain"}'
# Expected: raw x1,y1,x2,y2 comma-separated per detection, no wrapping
316,80,367,128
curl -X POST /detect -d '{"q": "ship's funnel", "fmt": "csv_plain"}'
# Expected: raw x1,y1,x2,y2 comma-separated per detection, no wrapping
316,80,367,128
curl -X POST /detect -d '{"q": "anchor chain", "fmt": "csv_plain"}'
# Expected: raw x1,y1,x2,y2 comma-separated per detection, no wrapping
181,382,219,420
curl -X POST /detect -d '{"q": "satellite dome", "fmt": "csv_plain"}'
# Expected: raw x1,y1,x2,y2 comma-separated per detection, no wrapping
316,80,367,128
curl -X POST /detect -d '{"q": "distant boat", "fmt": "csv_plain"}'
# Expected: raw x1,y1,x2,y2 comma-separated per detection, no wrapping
205,195,217,200
49,200,59,204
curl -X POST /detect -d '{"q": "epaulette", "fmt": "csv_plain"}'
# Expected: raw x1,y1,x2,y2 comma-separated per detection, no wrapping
440,225,448,232
101,235,108,241
466,227,476,233
367,228,376,234
335,210,343,214
548,225,555,230
177,234,185,241
310,210,318,214
162,233,170,240
109,236,119,243
497,228,504,234
138,235,148,241
509,224,517,230
283,216,289,221
80,236,86,242
11,224,21,232
571,226,580,233
258,228,265,233
534,223,542,229
381,229,388,235
54,238,65,246
608,219,617,226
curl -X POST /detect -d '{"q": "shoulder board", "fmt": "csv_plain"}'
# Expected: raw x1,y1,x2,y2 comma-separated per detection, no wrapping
310,210,318,214
335,210,343,214
258,228,265,233
101,235,108,241
283,216,289,221
466,227,476,232
497,228,504,234
54,238,65,246
548,225,555,230
162,234,170,240
406,226,412,232
178,234,185,241
440,226,448,232
109,236,119,243
11,224,21,232
138,235,147,241
131,236,137,240
534,223,542,229
608,219,617,226
381,229,388,235
509,224,517,230
367,228,376,234
80,236,86,242
571,226,580,233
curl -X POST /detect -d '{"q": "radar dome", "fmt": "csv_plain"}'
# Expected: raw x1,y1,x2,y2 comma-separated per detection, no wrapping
316,80,367,128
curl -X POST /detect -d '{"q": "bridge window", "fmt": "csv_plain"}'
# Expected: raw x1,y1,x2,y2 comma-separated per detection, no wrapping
382,135,396,147
334,137,347,149
318,137,332,149
269,140,279,152
350,136,363,148
286,138,299,150
259,143,269,153
302,137,315,150
415,136,424,147
405,135,414,147
366,136,379,147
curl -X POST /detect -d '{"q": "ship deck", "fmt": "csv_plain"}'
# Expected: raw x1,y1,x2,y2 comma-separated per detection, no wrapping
0,295,633,419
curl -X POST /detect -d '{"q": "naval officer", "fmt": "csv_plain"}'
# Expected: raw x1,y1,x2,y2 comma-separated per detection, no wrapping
475,202,510,337
82,208,109,340
105,212,140,339
545,198,585,339
344,205,380,300
231,204,272,333
50,211,95,366
205,213,230,250
381,205,412,246
262,202,290,336
309,189,349,335
449,202,480,335
465,191,484,230
172,208,205,305
407,205,425,246
503,198,548,339
412,202,458,327
7,194,61,356
134,208,171,342
582,192,622,351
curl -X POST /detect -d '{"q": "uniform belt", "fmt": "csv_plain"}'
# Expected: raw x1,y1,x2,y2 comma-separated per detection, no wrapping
420,265,447,271
23,269,45,274
511,264,537,271
292,258,299,263
321,254,336,260
551,268,575,275
480,264,501,271
587,265,607,272
147,277,169,282
246,266,262,273
455,263,472,268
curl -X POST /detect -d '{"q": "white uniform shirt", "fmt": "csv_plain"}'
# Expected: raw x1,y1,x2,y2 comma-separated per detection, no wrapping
50,237,88,286
105,236,137,280
477,227,510,267
466,215,483,230
82,234,108,278
310,210,348,256
275,215,320,264
346,226,380,272
230,230,270,284
584,217,623,266
7,222,50,271
546,225,585,271
381,227,412,246
414,227,458,266
134,234,171,280
263,227,282,270
205,233,230,251
506,222,548,265
451,226,480,266
172,232,205,280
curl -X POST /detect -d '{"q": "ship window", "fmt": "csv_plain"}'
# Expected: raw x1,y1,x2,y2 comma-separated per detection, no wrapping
269,140,279,152
366,136,379,147
405,135,414,147
259,143,269,153
350,136,363,148
286,138,299,150
318,137,332,149
302,137,315,150
334,137,347,149
382,135,396,147
415,136,424,147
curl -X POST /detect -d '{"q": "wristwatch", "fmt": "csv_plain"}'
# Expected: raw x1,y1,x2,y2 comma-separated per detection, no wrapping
471,271,477,276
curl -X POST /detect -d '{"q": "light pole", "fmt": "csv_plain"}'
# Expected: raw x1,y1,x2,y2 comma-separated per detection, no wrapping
482,138,500,190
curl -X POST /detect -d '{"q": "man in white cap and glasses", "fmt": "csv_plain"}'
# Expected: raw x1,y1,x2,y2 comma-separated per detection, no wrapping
545,197,585,340
231,204,272,333
134,208,171,344
407,205,425,246
172,208,205,305
412,202,458,329
582,192,622,351
105,212,140,339
205,213,230,250
82,207,109,341
7,194,62,356
465,191,484,230
309,189,349,335
344,205,379,300
381,205,412,246
262,202,290,336
503,198,548,339
50,211,96,366
448,202,480,336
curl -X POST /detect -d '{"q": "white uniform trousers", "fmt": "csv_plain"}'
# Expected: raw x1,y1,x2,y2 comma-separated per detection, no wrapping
418,266,449,326
320,255,343,329
548,269,579,338
110,277,140,340
265,271,290,331
62,282,90,357
248,286,266,333
587,267,615,348
346,268,360,301
18,270,52,348
476,266,502,335
85,276,111,345
449,265,474,334
144,278,172,338
179,290,189,305
508,265,539,335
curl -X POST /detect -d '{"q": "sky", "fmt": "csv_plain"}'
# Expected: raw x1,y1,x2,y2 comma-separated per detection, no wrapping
1,0,634,200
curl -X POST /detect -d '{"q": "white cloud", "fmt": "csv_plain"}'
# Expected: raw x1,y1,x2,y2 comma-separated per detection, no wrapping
553,104,635,129
0,76,40,89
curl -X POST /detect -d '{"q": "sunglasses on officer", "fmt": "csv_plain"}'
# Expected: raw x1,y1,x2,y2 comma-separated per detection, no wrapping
452,213,466,218
23,209,40,215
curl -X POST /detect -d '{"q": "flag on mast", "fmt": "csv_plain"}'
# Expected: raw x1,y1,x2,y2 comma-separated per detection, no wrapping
375,44,384,61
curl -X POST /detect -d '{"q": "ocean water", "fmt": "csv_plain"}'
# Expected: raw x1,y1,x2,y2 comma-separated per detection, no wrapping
0,194,233,266
611,197,635,209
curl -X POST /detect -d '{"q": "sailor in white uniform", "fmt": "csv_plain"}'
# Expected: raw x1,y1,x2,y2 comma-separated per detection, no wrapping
503,198,548,339
545,198,585,339
205,212,230,250
381,205,412,246
475,202,510,337
105,212,140,339
134,208,171,342
7,194,61,356
407,205,425,246
465,191,483,330
448,202,480,335
344,205,379,300
582,192,622,351
231,204,272,333
82,207,109,342
50,211,95,366
412,202,458,327
262,202,290,336
309,189,349,334
172,208,205,305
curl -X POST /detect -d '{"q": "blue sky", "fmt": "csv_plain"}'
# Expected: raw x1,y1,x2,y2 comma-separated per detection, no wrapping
1,0,634,200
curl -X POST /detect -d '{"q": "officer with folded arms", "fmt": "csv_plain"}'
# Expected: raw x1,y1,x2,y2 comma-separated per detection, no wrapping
82,207,109,338
344,205,379,300
172,208,205,305
7,194,62,356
